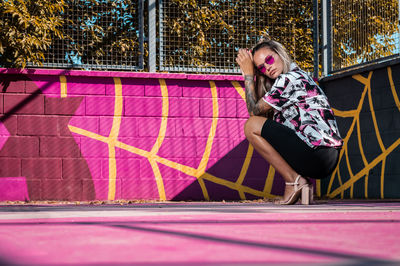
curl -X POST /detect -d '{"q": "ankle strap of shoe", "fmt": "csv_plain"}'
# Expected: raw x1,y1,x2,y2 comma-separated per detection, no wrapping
285,175,301,186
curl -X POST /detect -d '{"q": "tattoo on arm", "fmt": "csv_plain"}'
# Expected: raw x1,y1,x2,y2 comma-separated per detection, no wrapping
244,75,269,116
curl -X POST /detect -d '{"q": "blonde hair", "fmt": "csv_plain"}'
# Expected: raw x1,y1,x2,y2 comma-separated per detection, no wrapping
251,38,293,100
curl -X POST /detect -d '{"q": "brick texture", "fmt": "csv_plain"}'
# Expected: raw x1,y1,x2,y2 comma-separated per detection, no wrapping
40,137,81,158
18,115,59,136
0,94,3,114
22,158,62,179
0,158,21,176
0,136,39,157
0,77,25,93
45,97,84,116
124,97,163,117
41,179,83,200
4,94,44,115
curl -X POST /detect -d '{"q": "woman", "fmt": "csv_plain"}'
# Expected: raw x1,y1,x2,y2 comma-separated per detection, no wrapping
236,38,343,205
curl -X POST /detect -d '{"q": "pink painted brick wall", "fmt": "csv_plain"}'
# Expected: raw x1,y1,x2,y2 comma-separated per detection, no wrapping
0,69,291,202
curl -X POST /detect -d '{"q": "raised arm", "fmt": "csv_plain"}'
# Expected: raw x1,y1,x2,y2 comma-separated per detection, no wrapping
236,49,272,116
244,74,272,116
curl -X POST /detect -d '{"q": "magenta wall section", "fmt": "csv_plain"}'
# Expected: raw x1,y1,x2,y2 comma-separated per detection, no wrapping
0,69,285,201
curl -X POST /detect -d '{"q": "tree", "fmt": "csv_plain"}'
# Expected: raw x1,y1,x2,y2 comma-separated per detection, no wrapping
53,0,143,69
161,0,315,72
0,0,66,68
331,0,399,71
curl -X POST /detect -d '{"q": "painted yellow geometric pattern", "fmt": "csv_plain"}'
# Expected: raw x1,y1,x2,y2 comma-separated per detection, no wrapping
62,76,277,200
324,67,400,199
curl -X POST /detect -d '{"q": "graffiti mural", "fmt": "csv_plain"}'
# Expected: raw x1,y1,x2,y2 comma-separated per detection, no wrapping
1,62,399,201
0,70,285,201
321,65,400,199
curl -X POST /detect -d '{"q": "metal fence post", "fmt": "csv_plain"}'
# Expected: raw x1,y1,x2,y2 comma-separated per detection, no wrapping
322,0,331,77
148,0,156,72
313,0,319,79
138,0,144,70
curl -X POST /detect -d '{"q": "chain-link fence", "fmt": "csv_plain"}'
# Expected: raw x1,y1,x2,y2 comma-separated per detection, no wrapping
33,0,144,71
3,0,398,75
159,0,315,74
329,0,400,73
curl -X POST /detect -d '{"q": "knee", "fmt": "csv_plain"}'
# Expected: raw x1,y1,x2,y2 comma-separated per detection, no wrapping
244,117,258,140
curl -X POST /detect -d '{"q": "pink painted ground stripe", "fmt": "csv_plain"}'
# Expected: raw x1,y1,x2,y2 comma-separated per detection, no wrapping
0,206,399,265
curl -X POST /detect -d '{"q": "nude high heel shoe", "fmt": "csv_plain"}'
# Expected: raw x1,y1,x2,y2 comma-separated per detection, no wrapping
275,175,312,205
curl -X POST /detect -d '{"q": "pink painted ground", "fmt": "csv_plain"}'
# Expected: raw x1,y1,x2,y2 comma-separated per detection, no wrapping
0,202,399,265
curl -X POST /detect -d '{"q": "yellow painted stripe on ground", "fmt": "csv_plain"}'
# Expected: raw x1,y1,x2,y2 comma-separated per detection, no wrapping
60,76,67,98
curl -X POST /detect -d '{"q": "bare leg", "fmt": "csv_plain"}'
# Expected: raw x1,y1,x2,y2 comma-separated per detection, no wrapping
244,116,308,201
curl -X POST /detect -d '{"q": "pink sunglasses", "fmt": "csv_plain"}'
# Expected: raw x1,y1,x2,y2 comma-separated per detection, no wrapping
257,55,275,73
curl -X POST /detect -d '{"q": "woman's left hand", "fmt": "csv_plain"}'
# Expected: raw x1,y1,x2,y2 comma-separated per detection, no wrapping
236,48,254,76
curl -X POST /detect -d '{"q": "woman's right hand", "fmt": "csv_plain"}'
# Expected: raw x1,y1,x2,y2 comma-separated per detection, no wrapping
236,48,254,77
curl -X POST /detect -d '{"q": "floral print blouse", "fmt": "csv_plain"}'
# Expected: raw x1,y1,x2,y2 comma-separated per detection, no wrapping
262,63,343,149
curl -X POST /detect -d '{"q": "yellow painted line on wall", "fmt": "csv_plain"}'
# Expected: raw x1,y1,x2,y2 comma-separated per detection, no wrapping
327,73,371,196
236,144,254,200
356,117,368,166
151,79,169,155
316,179,321,198
197,81,219,175
60,76,67,98
352,73,370,86
149,159,166,200
331,108,358,117
107,77,123,200
231,81,246,101
263,164,275,195
344,147,354,181
380,158,386,199
364,172,369,199
68,125,109,143
327,141,347,195
202,172,274,199
328,137,400,198
108,145,117,200
195,81,219,200
367,77,386,153
145,79,169,201
232,80,277,198
350,183,354,199
236,144,253,185
388,67,400,112
232,80,252,200
68,124,200,177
